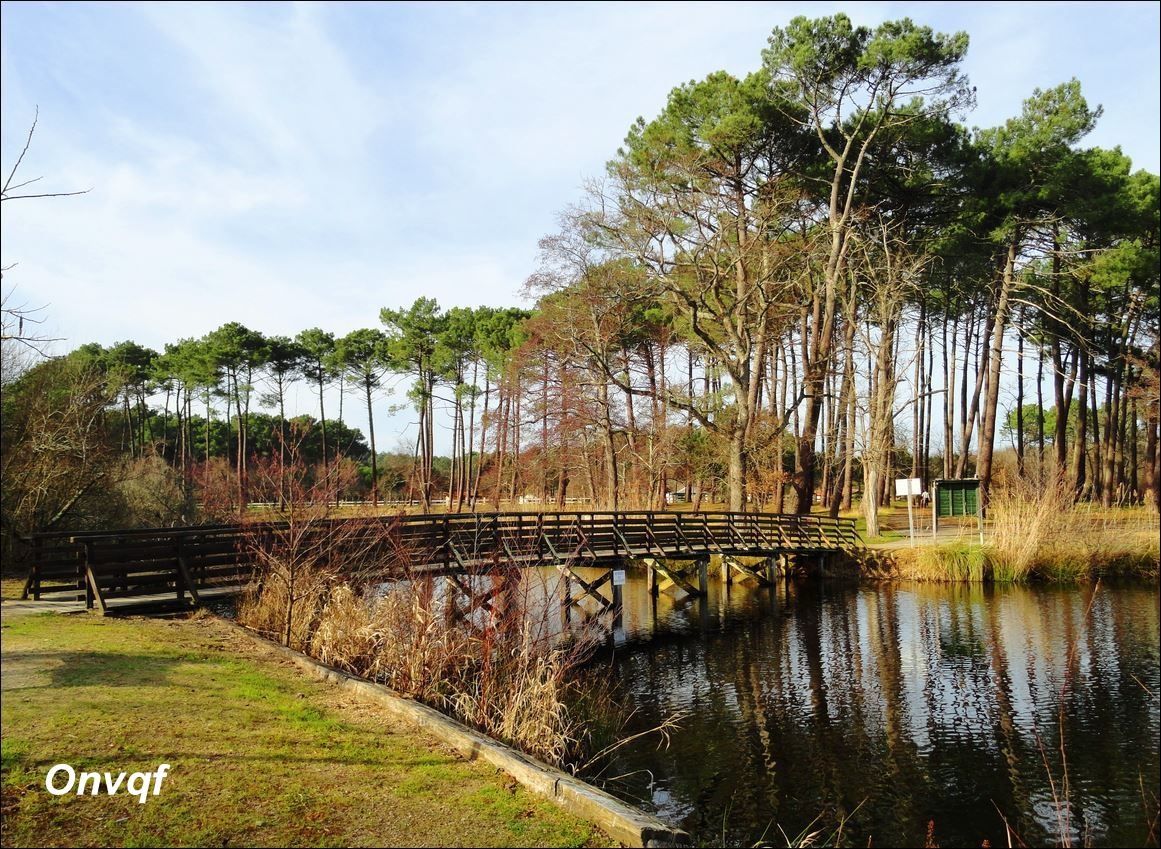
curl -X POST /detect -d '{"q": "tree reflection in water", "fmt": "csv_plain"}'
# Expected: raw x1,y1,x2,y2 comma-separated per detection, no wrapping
572,576,1160,848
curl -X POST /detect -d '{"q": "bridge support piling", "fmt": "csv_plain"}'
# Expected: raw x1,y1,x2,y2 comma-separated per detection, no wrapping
560,573,572,627
443,576,457,625
610,581,624,640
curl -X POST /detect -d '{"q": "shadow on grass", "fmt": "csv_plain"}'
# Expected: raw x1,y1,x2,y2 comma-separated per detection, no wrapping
6,651,183,689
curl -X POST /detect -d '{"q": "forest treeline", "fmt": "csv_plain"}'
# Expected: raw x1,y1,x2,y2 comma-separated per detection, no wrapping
2,14,1158,545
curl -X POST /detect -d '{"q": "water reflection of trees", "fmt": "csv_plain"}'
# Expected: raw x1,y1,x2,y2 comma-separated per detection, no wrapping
595,582,1160,847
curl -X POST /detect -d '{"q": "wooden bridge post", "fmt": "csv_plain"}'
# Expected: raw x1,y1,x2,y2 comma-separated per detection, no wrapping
29,535,42,600
559,570,573,627
175,536,201,608
646,559,656,597
697,557,708,595
83,541,94,610
560,570,573,607
610,589,624,643
488,573,505,626
175,536,184,603
444,575,459,626
720,554,732,586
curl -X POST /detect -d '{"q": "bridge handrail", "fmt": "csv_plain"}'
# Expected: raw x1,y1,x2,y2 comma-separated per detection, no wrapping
24,510,858,604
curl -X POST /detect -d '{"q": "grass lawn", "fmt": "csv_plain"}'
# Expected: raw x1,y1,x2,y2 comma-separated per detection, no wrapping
0,578,26,603
0,611,613,848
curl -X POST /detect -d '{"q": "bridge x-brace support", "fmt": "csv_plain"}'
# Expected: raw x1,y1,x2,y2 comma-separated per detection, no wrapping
720,554,785,586
538,532,624,626
643,557,708,598
442,541,519,631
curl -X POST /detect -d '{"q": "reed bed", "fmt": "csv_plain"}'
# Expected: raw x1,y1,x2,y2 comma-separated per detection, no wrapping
896,480,1159,583
240,558,603,767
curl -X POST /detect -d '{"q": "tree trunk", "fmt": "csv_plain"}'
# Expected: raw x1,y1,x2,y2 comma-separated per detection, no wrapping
472,373,490,508
598,378,618,510
956,306,994,479
943,314,955,478
977,243,1018,510
1036,346,1045,484
462,359,479,512
1015,306,1025,479
493,390,507,509
1145,397,1159,511
366,378,378,506
1071,352,1089,496
317,374,328,475
1130,396,1139,501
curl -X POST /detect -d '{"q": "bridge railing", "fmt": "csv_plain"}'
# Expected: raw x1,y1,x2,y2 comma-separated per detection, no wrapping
23,510,858,606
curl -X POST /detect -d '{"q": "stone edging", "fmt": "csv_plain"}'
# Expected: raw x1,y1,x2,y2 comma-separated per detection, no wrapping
216,617,691,848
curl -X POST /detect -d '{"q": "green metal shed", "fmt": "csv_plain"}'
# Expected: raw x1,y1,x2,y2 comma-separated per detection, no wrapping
935,478,980,518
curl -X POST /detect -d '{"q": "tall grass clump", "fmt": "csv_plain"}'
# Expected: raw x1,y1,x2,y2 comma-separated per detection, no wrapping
986,478,1075,581
907,542,989,582
309,571,601,766
988,478,1159,581
897,479,1159,583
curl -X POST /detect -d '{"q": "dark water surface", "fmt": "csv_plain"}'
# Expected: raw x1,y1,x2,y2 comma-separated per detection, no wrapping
572,574,1159,847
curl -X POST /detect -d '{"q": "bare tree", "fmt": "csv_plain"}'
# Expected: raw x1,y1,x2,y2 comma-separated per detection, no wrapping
1,107,89,204
2,108,87,356
854,216,928,538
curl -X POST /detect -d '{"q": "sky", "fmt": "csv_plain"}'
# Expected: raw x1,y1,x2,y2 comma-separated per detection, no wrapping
2,1,1159,453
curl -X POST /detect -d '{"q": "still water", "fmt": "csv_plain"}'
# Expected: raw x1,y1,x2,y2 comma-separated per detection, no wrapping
570,573,1159,847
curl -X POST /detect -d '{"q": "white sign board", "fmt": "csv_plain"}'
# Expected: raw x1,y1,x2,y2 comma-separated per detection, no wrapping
612,570,626,586
895,477,922,497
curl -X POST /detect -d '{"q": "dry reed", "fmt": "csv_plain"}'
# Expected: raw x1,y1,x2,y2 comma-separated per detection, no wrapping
308,572,599,766
897,479,1159,583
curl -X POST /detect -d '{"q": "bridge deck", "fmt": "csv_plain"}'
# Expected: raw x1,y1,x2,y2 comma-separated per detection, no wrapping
22,510,859,614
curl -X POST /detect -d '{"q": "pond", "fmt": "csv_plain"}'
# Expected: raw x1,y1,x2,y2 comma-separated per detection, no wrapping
571,573,1159,847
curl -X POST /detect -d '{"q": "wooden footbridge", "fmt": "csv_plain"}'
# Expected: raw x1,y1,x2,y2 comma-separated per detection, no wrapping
22,511,859,615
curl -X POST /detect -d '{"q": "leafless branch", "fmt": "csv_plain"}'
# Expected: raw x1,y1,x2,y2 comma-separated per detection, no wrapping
1,106,91,202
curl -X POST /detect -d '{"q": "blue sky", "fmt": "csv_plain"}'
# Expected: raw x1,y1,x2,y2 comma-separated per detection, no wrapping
2,1,1159,452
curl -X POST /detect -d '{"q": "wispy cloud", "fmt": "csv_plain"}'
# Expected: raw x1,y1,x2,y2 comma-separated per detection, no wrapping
2,1,1157,446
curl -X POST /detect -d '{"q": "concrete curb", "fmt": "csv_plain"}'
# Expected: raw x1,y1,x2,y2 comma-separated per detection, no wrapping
217,617,691,848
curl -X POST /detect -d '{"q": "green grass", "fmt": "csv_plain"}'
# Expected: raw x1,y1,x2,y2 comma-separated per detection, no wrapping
895,535,1158,583
0,612,612,848
909,542,989,582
